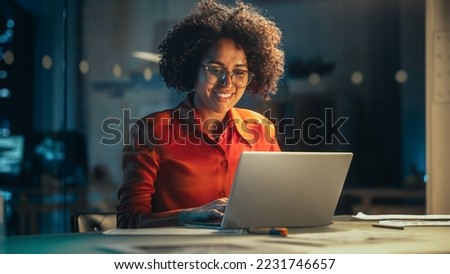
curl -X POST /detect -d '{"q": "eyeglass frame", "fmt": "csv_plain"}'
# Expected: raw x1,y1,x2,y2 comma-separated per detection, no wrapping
200,64,254,88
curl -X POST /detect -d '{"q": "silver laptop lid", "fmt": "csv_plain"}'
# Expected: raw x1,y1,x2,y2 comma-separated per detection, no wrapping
221,151,353,229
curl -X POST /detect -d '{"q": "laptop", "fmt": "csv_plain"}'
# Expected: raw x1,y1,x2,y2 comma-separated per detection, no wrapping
190,151,353,230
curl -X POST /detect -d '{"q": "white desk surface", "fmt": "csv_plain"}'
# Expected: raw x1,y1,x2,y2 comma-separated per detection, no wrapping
4,216,450,254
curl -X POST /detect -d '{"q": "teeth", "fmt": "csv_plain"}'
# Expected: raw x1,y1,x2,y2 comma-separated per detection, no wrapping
215,92,232,98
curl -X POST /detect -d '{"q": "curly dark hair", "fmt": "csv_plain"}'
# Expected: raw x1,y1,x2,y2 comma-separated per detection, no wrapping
158,0,285,100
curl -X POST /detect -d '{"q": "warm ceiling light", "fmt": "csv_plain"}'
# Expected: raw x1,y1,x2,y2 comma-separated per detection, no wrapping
132,51,161,63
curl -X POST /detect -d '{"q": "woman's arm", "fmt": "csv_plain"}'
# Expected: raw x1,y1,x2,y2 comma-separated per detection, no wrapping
116,121,161,228
136,198,228,228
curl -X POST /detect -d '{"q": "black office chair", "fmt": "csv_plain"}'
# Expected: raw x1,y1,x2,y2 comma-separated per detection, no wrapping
73,212,117,232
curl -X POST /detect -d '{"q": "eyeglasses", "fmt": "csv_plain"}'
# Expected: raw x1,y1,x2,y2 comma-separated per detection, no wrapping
202,64,254,88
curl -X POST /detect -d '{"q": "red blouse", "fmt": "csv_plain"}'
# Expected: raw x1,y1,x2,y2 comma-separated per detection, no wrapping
117,95,280,228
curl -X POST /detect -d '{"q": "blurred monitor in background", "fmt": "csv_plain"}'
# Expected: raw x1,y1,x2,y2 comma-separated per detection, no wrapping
0,135,25,178
26,131,88,186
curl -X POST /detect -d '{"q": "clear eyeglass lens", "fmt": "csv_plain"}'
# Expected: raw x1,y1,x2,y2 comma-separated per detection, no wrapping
205,66,252,88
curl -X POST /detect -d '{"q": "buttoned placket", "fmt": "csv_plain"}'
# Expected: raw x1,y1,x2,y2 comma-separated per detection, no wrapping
211,131,230,199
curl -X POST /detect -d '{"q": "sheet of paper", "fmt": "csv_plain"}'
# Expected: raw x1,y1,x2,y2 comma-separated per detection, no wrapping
374,220,450,229
102,242,255,254
352,212,450,221
263,229,414,246
103,227,244,236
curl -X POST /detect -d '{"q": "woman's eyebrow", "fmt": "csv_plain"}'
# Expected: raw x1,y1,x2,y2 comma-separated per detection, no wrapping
204,60,248,68
204,60,223,66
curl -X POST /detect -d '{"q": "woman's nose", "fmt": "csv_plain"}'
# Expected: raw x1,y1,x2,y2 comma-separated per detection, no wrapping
219,72,233,87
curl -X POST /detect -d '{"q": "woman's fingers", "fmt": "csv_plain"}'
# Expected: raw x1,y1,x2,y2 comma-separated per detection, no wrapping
207,197,228,206
208,208,224,218
179,198,229,224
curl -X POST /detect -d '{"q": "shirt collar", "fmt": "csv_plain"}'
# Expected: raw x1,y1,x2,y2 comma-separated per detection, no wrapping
173,93,255,146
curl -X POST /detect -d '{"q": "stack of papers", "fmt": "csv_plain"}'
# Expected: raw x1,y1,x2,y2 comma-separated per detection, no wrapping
374,220,450,228
352,212,450,229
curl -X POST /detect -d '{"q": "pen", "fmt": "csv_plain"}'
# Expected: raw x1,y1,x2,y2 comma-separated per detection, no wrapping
248,227,288,237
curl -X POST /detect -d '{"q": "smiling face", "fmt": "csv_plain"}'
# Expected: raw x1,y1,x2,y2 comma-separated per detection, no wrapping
193,38,248,121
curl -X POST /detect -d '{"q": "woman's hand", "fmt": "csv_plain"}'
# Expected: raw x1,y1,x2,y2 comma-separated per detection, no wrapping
178,198,228,225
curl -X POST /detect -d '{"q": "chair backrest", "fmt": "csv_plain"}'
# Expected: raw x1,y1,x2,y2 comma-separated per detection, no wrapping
73,212,117,232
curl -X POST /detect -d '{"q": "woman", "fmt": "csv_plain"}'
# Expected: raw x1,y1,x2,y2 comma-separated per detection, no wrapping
117,0,285,228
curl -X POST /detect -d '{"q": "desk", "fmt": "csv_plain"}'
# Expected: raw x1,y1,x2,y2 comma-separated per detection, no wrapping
4,216,450,254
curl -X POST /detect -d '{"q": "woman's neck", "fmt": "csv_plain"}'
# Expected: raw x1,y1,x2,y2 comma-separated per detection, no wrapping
190,92,229,135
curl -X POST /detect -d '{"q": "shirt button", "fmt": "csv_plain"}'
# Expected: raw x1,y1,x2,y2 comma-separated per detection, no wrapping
218,191,226,198
220,160,227,167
